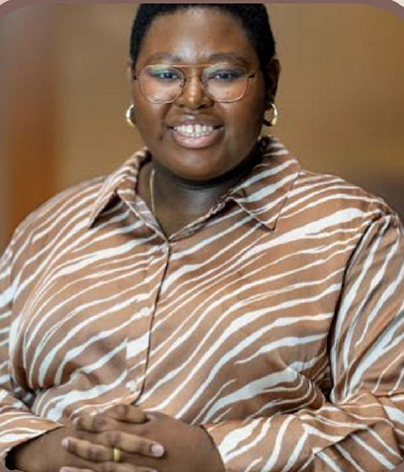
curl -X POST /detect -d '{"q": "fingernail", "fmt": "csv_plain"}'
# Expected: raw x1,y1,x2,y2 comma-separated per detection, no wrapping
61,438,69,448
151,444,164,457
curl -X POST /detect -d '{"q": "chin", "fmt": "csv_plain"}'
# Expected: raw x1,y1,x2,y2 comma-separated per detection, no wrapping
166,154,231,182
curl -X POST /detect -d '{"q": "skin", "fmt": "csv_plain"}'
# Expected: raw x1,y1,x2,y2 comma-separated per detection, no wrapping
6,8,280,472
133,8,280,236
6,407,164,472
61,406,224,472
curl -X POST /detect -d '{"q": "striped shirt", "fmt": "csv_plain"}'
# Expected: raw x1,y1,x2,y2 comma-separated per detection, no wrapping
1,136,404,471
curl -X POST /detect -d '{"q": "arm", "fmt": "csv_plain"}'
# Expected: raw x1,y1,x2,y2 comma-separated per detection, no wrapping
202,212,404,471
0,236,66,469
0,235,162,472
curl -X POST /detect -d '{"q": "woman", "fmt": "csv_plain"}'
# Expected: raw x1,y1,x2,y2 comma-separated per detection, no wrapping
1,4,404,472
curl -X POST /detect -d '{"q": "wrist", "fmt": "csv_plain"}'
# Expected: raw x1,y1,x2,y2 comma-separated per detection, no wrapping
198,426,225,472
7,426,68,472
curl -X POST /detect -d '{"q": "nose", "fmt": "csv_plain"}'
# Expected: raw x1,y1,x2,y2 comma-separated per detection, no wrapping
176,73,212,109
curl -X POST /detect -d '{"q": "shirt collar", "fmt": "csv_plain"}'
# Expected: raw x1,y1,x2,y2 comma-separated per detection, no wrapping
226,136,301,231
88,136,300,231
88,147,150,228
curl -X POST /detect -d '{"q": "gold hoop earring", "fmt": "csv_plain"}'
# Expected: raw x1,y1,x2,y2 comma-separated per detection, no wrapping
126,105,136,128
263,103,279,127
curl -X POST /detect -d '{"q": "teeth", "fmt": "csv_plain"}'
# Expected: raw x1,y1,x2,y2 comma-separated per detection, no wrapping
174,124,215,138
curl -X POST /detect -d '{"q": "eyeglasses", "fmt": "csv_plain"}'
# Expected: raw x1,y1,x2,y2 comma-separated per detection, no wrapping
133,63,256,104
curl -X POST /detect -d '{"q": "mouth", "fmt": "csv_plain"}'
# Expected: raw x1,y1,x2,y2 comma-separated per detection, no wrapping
168,123,224,149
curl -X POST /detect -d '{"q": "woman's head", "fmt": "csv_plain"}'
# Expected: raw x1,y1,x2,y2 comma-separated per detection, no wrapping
128,5,280,182
130,4,276,88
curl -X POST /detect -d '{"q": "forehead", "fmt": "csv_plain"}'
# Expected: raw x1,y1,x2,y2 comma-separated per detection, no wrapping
136,8,259,67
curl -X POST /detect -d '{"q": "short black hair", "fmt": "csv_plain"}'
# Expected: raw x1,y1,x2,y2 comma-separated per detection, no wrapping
129,4,276,78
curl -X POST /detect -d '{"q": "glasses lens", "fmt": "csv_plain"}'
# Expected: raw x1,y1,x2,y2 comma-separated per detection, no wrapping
139,65,183,103
203,63,248,102
137,63,251,103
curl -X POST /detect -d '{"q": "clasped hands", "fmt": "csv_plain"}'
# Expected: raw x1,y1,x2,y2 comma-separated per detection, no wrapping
59,404,224,472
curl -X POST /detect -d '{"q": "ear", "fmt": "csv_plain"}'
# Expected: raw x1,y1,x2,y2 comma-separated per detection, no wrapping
264,58,281,108
127,57,135,85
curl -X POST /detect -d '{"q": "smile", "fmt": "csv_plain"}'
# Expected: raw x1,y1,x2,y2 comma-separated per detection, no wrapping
173,124,216,138
169,124,224,149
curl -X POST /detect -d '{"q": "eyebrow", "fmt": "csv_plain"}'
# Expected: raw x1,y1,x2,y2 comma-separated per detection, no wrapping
145,52,248,65
208,53,248,65
146,53,182,63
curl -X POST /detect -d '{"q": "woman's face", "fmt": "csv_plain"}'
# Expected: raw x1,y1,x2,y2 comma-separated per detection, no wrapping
131,8,277,182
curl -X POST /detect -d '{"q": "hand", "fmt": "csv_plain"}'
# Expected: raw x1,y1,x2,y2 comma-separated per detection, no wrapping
61,405,165,472
6,407,160,472
63,405,225,472
6,423,81,472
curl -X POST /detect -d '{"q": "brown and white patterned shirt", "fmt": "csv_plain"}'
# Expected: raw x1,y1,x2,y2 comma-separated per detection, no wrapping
1,137,404,472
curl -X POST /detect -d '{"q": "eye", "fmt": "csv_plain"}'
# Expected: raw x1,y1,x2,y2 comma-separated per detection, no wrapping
205,65,245,82
214,71,242,80
146,66,182,82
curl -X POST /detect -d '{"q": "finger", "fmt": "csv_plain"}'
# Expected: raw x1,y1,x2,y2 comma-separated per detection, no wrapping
103,431,165,458
100,463,158,472
74,413,115,433
62,437,114,462
60,467,95,472
105,405,147,424
60,466,157,472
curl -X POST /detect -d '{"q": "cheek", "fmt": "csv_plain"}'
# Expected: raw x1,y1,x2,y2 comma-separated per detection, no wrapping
225,89,265,128
133,95,168,140
224,102,264,143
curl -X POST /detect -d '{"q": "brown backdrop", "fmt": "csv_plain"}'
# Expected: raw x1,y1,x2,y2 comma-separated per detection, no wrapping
0,3,403,252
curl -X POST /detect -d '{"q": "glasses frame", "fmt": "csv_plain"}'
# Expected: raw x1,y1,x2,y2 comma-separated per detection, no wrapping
132,63,257,104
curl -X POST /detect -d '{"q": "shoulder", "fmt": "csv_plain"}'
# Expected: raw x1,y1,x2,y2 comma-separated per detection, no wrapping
287,166,398,227
260,136,398,227
4,175,107,272
276,166,403,279
259,136,400,235
3,145,150,280
6,145,150,258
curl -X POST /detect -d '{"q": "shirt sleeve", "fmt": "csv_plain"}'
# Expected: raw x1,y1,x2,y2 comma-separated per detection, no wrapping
0,231,62,463
202,211,404,472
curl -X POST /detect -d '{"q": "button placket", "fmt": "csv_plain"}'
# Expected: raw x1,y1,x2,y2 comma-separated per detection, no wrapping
125,241,171,402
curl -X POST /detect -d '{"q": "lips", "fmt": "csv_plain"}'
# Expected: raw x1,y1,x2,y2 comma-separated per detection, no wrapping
168,119,224,149
173,124,216,138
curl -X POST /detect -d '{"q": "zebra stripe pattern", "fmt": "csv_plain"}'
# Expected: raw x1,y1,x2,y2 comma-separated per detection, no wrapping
1,136,404,471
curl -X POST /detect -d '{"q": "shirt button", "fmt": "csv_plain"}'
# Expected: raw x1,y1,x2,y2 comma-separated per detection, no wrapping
127,377,141,393
139,307,149,317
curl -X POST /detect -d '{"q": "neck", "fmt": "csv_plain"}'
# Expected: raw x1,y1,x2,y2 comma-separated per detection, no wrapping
145,145,261,236
153,144,260,200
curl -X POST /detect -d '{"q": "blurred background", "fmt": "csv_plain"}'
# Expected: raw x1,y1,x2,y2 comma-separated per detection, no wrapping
0,3,403,253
